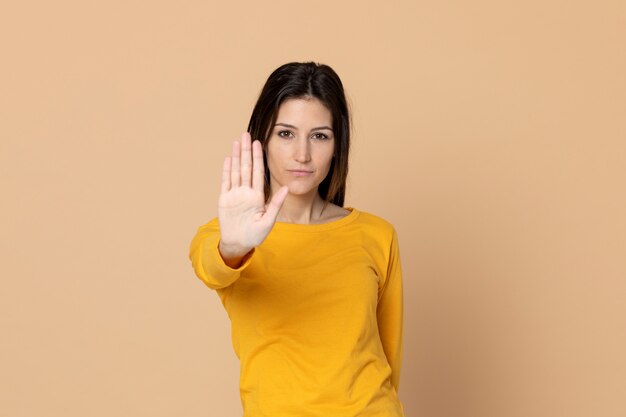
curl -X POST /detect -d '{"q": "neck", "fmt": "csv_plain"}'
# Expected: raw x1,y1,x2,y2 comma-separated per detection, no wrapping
272,188,328,224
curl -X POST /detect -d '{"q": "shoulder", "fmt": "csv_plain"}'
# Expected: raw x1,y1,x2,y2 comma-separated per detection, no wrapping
353,208,395,231
349,209,401,273
351,208,397,240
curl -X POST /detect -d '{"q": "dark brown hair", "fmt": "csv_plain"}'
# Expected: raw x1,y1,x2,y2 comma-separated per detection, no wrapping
247,62,350,207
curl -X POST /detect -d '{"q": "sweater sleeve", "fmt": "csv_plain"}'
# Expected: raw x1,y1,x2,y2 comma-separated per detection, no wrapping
188,220,254,290
376,228,404,393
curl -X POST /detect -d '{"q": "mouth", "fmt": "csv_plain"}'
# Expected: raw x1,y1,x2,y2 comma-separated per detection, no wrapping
287,170,314,177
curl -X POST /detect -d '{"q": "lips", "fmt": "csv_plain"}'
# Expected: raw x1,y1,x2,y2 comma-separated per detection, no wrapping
288,169,313,176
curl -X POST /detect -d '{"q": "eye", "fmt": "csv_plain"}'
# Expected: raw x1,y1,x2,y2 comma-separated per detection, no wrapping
311,132,329,140
277,130,294,138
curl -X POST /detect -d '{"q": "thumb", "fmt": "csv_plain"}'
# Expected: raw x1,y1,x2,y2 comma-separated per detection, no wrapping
263,186,288,223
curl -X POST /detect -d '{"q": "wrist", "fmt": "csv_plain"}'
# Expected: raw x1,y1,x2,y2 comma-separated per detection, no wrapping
218,241,252,262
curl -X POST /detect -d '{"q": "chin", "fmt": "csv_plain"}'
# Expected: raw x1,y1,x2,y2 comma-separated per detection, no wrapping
285,182,320,196
286,186,317,196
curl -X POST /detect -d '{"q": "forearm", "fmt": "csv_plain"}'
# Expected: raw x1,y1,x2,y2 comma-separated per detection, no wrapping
189,224,254,290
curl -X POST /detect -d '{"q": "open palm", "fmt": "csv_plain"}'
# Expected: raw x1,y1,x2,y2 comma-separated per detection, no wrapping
217,132,288,259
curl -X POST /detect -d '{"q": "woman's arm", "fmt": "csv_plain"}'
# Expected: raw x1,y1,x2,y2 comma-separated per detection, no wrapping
188,221,255,289
188,132,288,289
377,229,404,392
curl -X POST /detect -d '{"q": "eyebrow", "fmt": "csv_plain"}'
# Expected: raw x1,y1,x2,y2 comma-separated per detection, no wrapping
274,122,333,132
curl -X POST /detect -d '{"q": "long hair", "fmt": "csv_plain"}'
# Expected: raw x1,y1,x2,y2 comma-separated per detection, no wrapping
247,62,350,207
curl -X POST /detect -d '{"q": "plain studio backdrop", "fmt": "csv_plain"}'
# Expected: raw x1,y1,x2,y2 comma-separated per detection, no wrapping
1,1,625,416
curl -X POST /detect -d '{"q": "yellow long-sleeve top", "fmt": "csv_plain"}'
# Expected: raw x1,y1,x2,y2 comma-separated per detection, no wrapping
189,207,405,417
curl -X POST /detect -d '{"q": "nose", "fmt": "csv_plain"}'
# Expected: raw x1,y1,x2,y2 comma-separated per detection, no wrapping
294,137,311,163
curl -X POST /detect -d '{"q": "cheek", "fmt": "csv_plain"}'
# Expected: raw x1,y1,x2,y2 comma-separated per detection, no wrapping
265,143,288,177
319,145,335,168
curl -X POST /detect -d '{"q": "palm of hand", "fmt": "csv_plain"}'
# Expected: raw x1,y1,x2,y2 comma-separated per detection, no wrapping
217,132,288,257
218,184,269,249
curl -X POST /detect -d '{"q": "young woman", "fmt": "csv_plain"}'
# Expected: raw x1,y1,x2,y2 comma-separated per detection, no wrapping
189,62,405,416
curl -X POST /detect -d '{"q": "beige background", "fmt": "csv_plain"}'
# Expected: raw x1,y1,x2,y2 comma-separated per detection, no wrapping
1,1,625,416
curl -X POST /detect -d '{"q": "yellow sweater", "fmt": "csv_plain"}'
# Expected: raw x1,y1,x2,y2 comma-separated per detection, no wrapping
189,208,405,417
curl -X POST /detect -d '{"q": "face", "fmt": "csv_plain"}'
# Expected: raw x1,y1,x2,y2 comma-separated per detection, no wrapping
266,97,335,198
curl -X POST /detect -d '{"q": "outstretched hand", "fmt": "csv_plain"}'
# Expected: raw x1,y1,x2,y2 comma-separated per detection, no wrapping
217,132,288,262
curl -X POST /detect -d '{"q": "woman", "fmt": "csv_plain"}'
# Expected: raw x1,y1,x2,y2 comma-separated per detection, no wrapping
189,62,405,416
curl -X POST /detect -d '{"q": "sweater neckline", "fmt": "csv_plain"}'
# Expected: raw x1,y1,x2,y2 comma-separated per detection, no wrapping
272,207,359,232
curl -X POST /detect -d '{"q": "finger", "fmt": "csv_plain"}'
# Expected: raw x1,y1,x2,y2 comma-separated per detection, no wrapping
263,186,289,224
221,156,231,194
252,139,265,193
231,139,241,187
240,132,252,188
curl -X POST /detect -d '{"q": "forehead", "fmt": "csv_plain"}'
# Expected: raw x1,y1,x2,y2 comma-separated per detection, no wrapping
275,97,332,126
